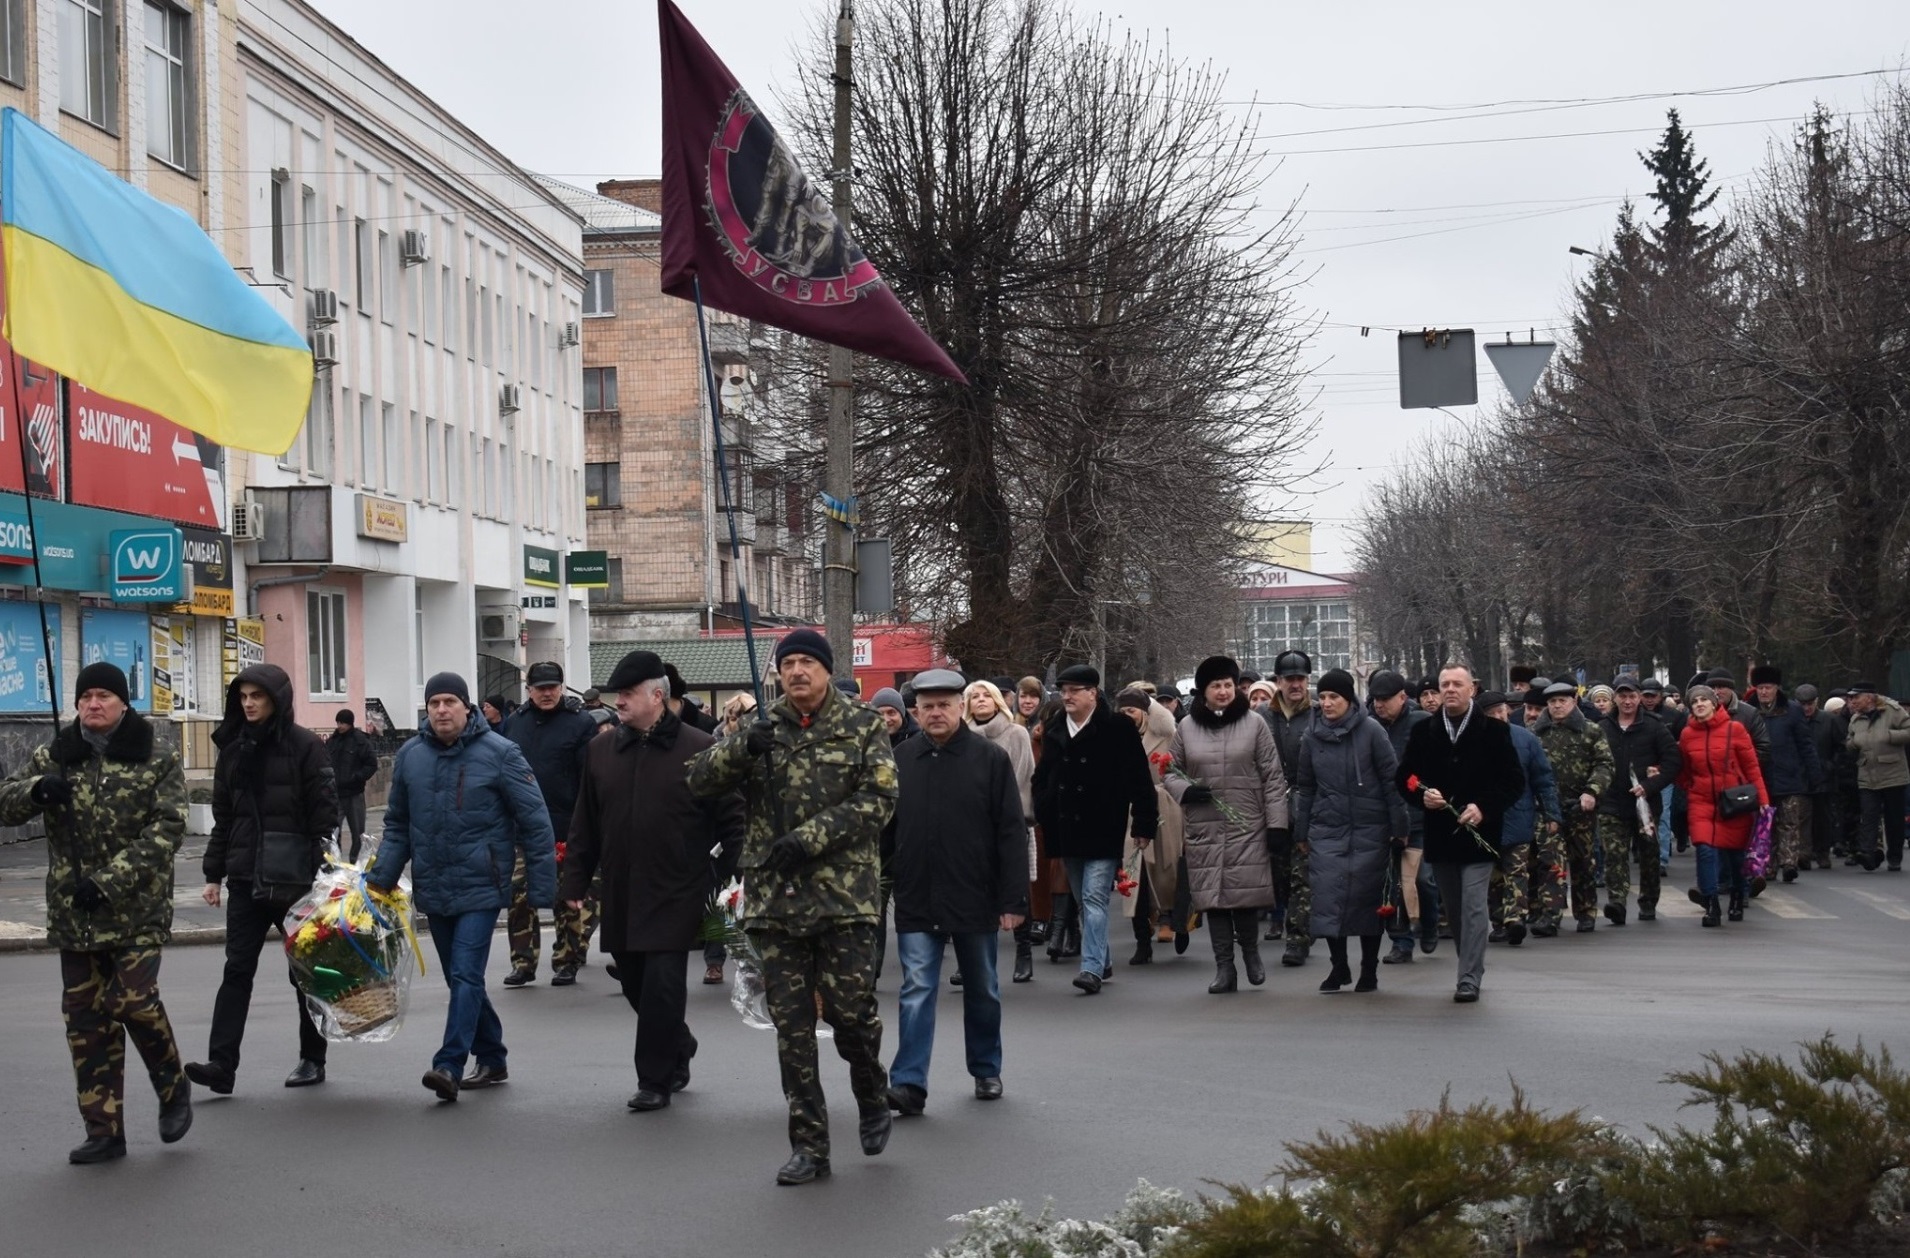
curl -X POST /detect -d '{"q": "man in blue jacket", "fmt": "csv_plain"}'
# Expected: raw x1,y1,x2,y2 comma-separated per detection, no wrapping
1752,665,1823,882
368,672,555,1102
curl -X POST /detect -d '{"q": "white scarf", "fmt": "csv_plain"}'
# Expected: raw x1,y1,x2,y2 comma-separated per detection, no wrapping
1443,701,1474,745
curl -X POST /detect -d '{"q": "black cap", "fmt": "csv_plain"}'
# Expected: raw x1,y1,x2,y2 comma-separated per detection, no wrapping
1367,669,1407,700
1640,677,1664,694
1478,690,1509,710
663,662,689,700
1315,669,1358,705
1613,674,1641,692
1274,650,1312,678
1793,683,1819,704
1056,664,1100,689
774,628,835,674
604,650,666,691
425,671,471,707
1706,668,1737,690
75,661,131,707
526,661,564,687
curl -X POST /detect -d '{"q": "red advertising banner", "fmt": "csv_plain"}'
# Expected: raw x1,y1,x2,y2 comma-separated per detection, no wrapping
66,382,224,527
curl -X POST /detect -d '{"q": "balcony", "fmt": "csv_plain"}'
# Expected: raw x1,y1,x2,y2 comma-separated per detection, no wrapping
708,319,750,366
718,508,756,548
755,520,787,556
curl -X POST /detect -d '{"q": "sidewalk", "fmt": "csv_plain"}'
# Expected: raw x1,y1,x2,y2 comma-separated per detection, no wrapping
0,807,389,952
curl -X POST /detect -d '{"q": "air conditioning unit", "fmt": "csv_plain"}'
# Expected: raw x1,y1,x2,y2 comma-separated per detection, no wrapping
499,383,522,414
311,330,339,367
309,288,339,326
560,321,581,348
230,500,266,543
400,229,429,266
478,605,520,642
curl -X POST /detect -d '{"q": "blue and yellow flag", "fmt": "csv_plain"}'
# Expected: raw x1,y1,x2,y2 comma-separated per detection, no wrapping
1,108,312,455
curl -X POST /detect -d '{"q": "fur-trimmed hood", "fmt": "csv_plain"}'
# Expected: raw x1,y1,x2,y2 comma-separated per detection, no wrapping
1188,692,1251,730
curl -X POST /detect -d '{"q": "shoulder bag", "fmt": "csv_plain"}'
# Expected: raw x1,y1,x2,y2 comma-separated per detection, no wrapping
1716,724,1759,819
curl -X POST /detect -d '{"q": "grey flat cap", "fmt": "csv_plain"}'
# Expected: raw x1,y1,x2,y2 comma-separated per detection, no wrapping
911,668,968,694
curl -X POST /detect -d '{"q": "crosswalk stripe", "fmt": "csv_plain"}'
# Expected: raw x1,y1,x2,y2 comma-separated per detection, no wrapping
1831,886,1910,921
1753,891,1837,919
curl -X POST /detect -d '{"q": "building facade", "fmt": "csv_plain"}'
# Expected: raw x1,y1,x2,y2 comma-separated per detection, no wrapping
233,0,588,724
1232,560,1365,679
545,175,815,642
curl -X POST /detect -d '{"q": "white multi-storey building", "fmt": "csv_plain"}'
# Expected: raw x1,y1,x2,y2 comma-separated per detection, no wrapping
234,0,588,723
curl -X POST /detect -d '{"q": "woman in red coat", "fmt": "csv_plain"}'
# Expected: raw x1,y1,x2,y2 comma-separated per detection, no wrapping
1676,686,1769,927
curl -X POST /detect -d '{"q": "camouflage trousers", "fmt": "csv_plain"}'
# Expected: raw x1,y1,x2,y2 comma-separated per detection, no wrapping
1490,843,1530,927
1772,795,1810,871
508,851,598,975
1285,840,1313,944
1525,826,1567,928
752,923,887,1159
1561,811,1601,922
60,948,186,1140
1602,811,1660,911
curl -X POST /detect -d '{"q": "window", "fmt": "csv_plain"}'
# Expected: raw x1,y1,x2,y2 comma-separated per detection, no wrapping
381,403,399,492
358,394,377,487
1233,600,1354,677
444,424,459,502
409,410,423,502
464,276,476,356
300,187,321,287
583,366,618,413
585,462,621,509
144,3,191,169
422,258,438,344
425,417,442,501
583,269,614,317
268,172,290,278
480,285,492,366
0,0,26,86
304,385,334,478
440,266,454,349
413,587,424,684
353,219,371,312
307,589,347,695
470,433,484,516
588,557,623,606
61,0,115,129
377,231,394,324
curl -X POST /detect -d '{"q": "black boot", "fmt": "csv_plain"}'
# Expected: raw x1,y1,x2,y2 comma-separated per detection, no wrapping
1319,937,1352,993
1013,938,1034,983
1701,895,1722,928
1045,893,1073,962
1353,935,1381,992
1206,912,1237,993
1727,890,1745,922
1235,910,1266,985
1280,935,1310,967
1059,903,1082,959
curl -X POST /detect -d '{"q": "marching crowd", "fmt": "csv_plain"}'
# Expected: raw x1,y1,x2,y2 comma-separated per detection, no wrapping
3,635,1907,1184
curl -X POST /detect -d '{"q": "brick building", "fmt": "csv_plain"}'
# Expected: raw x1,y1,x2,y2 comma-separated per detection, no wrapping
536,175,815,640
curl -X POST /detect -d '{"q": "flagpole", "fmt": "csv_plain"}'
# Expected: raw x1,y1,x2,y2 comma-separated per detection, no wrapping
820,0,857,680
5,349,62,740
692,278,766,712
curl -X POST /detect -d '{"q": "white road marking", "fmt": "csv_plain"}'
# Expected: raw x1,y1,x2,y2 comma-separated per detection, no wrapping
1753,891,1836,920
0,920,42,939
1832,886,1910,921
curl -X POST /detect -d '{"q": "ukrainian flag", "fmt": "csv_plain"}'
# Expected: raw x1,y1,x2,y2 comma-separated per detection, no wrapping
1,108,312,455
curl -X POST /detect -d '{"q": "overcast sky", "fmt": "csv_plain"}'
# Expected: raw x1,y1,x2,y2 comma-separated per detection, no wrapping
312,0,1908,570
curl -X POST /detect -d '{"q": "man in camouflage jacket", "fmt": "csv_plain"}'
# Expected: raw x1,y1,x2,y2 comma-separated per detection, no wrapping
0,662,192,1164
1533,681,1616,934
686,629,898,1186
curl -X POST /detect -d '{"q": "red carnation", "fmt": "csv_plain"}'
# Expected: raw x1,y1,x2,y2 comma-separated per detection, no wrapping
1377,905,1397,920
1406,774,1422,793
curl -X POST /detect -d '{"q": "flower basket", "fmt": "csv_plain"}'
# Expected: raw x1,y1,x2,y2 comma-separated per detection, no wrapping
283,860,426,1043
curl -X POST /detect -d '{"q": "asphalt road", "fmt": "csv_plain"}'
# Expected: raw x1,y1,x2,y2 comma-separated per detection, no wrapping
1,856,1907,1258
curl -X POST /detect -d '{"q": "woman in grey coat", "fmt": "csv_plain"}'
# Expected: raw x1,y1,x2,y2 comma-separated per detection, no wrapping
1165,656,1288,993
1295,669,1408,994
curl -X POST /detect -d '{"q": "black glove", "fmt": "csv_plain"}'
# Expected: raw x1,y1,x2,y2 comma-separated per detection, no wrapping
30,775,73,807
761,833,807,875
1181,784,1213,807
72,877,106,911
744,719,778,757
1267,827,1289,853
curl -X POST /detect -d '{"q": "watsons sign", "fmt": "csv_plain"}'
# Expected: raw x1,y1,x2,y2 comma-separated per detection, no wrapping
0,512,32,562
77,405,153,454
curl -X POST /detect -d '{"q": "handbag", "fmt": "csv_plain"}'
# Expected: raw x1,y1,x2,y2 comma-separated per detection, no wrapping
1717,784,1759,819
253,830,319,902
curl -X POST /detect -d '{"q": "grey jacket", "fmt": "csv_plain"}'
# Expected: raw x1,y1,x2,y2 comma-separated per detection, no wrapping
1166,696,1287,911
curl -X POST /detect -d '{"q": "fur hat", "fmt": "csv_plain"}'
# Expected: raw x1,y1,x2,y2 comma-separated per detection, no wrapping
1194,655,1241,691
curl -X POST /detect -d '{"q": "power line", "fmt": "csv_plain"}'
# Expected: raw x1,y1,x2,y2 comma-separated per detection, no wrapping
1266,109,1874,158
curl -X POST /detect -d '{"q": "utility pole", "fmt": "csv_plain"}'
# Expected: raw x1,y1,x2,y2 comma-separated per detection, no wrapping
822,0,856,679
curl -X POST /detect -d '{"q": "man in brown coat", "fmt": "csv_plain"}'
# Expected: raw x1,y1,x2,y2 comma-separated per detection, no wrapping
562,651,745,1111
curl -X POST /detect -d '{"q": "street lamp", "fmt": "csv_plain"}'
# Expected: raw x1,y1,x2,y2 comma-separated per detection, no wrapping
1567,245,1604,259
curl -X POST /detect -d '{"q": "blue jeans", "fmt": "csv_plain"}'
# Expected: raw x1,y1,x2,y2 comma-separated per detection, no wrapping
1695,845,1745,898
889,931,1002,1092
1061,858,1118,978
1658,792,1675,865
426,909,505,1075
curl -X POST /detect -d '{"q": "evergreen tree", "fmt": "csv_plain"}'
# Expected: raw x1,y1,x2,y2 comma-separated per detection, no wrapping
1639,108,1730,273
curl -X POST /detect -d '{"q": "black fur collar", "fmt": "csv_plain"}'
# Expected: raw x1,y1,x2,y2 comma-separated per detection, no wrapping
48,711,156,767
1189,693,1251,730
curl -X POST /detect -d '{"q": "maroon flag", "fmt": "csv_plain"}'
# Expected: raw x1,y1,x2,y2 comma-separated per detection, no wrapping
657,0,966,383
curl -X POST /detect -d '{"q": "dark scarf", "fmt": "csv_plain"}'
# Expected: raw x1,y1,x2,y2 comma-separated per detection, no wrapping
615,706,681,752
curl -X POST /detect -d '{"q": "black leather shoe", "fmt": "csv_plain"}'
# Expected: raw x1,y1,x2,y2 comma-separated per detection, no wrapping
69,1136,126,1164
1603,902,1627,927
974,1076,1003,1100
608,963,624,982
501,968,535,987
1505,922,1527,945
184,1060,234,1095
1173,930,1190,955
1453,983,1480,1004
949,970,964,987
1012,943,1034,983
1071,970,1103,994
285,1059,325,1088
1529,923,1558,938
1637,907,1656,921
667,1062,691,1093
1576,917,1596,933
550,966,578,986
627,1089,670,1111
1280,939,1308,967
887,1083,926,1116
1781,866,1798,882
1129,942,1153,965
462,1063,508,1089
776,1152,830,1185
859,1106,892,1155
1687,886,1706,907
159,1085,192,1143
1381,943,1414,964
422,1069,460,1102
1418,934,1438,954
1488,926,1508,943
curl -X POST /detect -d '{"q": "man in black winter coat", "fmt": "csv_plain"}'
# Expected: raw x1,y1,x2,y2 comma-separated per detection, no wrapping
885,671,1027,1114
1596,676,1681,926
188,664,340,1094
501,662,599,987
327,709,379,862
1369,670,1439,964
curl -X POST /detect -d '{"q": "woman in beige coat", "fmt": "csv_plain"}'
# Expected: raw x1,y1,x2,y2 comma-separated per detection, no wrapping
1117,689,1186,963
1165,655,1288,993
966,680,1041,982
